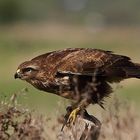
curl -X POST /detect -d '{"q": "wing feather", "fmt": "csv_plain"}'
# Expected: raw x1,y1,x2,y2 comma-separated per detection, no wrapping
56,49,131,79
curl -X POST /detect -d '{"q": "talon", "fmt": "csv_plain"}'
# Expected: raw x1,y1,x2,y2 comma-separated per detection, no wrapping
66,107,81,126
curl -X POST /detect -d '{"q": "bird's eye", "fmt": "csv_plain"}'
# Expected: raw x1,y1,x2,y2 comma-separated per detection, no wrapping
23,67,34,73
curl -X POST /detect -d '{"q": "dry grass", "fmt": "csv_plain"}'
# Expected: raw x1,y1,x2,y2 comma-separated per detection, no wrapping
99,97,140,140
0,89,45,140
0,90,139,140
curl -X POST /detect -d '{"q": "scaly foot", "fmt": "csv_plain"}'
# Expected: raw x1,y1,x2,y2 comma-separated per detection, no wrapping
66,107,81,126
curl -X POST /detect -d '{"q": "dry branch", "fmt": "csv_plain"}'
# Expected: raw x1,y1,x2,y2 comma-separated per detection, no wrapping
58,110,101,140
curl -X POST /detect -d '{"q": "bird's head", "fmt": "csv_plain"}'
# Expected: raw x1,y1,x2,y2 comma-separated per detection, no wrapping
14,61,40,81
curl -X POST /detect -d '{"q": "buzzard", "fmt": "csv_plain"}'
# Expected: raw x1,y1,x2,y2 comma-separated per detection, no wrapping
14,48,140,126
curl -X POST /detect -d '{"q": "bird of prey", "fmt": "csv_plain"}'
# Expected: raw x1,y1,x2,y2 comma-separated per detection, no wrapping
14,48,140,126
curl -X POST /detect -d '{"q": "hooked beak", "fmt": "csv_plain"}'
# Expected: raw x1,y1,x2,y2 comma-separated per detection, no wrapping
14,73,19,79
14,69,21,79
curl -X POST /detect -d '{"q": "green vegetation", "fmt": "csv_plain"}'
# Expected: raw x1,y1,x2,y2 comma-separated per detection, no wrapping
0,0,140,24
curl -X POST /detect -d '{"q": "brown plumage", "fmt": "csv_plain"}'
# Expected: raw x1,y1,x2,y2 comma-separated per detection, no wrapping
14,48,140,108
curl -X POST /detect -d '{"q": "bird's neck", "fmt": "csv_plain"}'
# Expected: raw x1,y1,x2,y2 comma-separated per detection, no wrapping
28,79,59,94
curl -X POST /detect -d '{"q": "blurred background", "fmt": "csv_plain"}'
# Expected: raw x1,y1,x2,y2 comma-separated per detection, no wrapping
0,0,140,113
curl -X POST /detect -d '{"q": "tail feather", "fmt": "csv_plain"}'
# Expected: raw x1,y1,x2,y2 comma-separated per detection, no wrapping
124,63,140,79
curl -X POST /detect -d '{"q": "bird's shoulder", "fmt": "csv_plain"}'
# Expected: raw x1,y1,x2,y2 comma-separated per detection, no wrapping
30,48,85,76
31,48,82,62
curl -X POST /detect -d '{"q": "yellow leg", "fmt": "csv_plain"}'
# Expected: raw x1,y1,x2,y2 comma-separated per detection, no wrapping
66,107,81,126
65,99,90,128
